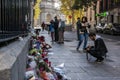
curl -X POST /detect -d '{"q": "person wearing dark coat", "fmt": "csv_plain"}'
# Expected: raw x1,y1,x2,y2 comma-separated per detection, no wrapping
54,16,59,42
41,22,45,31
86,33,108,62
76,17,81,40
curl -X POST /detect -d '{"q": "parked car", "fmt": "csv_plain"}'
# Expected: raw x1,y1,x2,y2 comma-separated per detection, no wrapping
103,23,120,35
95,23,105,33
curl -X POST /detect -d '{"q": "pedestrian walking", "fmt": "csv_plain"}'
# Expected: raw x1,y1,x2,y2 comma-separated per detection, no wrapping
41,21,45,31
86,33,108,62
54,16,59,42
58,19,65,44
76,16,90,51
49,20,55,42
76,17,81,40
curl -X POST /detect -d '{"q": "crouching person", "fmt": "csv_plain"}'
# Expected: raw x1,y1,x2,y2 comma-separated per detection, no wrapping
86,33,108,62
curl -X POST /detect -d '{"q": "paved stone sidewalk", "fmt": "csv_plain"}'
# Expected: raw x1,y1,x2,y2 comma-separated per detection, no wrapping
41,31,120,80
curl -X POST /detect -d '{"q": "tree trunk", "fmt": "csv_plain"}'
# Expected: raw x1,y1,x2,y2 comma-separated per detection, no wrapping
71,10,75,28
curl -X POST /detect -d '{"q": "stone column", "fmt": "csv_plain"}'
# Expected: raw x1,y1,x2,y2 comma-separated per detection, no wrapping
114,8,119,23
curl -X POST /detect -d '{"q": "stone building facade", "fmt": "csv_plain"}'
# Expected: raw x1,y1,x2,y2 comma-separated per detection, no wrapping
99,0,120,24
85,0,120,29
39,0,61,25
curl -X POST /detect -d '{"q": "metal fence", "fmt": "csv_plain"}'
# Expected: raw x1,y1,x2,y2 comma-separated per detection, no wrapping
0,0,31,43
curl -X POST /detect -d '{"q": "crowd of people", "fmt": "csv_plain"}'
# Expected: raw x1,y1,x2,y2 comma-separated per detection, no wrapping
47,16,65,44
41,16,108,63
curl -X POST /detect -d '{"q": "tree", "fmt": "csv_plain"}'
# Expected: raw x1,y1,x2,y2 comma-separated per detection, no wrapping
34,0,41,26
60,0,84,27
72,0,97,10
72,0,98,25
34,0,41,20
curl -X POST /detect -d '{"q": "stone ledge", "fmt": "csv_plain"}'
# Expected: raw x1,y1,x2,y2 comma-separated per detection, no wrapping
0,36,30,80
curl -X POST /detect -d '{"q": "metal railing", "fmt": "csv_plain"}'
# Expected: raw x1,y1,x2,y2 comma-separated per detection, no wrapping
0,0,32,43
0,31,28,43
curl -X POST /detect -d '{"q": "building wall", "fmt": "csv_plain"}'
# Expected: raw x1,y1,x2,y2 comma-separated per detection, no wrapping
85,6,95,29
40,0,55,24
99,0,120,24
40,0,62,25
96,0,100,24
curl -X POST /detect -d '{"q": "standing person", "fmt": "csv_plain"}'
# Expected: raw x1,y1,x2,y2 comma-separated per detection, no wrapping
41,22,45,31
76,17,81,40
86,33,108,62
76,16,90,51
49,20,55,42
58,19,65,44
54,16,59,42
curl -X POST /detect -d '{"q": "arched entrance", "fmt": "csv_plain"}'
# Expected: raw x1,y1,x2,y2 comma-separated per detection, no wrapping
46,14,52,23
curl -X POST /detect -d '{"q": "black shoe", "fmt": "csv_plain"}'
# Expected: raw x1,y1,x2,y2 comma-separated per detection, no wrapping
83,48,87,50
95,59,99,62
83,48,87,53
100,58,104,61
76,48,79,51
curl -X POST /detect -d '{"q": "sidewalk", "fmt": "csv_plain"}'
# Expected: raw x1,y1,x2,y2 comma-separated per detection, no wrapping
41,31,120,80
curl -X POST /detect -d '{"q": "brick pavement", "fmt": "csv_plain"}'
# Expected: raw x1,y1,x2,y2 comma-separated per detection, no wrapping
41,31,120,80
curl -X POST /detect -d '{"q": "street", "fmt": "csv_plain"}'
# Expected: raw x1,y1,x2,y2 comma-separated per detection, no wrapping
42,31,120,80
1,0,120,79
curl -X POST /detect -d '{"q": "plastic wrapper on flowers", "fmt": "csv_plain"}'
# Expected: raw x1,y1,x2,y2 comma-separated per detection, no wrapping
25,70,37,80
53,63,71,80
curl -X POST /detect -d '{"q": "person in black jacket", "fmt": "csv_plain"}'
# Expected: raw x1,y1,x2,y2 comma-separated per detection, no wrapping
76,17,81,40
54,16,59,42
86,33,108,62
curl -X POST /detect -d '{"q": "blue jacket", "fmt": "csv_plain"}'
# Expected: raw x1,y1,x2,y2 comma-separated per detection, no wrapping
49,24,55,32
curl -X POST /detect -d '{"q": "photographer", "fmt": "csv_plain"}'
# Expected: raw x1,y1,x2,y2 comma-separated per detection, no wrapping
86,33,108,62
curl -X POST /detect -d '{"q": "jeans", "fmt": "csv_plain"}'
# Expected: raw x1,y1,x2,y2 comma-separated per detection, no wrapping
77,32,88,49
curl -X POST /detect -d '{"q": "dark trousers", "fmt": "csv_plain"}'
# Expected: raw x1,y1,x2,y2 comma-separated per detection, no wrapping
54,28,59,41
87,48,104,60
58,30,64,42
77,30,79,40
51,32,54,41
